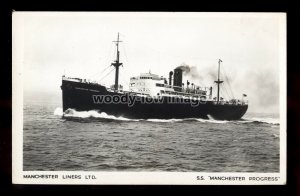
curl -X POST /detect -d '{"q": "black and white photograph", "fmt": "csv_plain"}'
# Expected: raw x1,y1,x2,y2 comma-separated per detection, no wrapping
12,12,286,184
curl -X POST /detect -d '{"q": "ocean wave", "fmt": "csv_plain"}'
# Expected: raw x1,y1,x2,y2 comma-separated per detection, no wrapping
196,118,229,124
239,117,280,125
146,118,228,123
272,134,279,139
53,108,137,121
146,119,183,123
54,108,228,123
53,108,280,125
147,117,280,125
54,107,63,116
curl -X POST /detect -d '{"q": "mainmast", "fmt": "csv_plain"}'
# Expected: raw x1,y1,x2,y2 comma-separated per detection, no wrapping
111,33,123,90
215,59,223,104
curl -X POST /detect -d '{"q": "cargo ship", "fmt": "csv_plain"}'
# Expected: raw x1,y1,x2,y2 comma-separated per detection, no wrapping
61,33,248,120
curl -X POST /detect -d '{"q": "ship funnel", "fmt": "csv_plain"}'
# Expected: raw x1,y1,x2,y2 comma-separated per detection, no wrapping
173,68,183,91
169,71,173,86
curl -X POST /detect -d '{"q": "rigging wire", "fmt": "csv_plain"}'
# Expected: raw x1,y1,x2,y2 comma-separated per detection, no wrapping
120,69,130,88
121,43,130,68
99,67,115,82
221,65,235,99
89,64,111,79
221,82,230,100
87,41,115,80
121,42,134,81
224,75,234,99
212,83,218,99
220,71,231,100
219,69,230,100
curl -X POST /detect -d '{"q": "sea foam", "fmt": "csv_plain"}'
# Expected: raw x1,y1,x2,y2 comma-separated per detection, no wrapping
53,107,280,125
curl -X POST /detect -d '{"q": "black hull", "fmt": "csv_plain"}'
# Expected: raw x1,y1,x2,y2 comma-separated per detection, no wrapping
61,80,248,120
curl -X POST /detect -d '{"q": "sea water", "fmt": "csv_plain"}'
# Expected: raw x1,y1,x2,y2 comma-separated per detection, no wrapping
23,96,280,172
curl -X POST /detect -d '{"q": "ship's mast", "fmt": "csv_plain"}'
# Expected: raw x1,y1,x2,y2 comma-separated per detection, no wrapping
215,59,223,104
111,33,123,90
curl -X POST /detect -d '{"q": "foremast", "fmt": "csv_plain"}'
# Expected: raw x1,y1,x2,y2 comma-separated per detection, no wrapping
111,33,123,91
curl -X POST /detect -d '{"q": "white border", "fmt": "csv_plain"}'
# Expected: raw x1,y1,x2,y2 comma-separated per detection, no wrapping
12,13,24,183
12,12,287,185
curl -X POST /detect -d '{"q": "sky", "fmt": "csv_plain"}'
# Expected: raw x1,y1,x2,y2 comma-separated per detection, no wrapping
13,12,286,113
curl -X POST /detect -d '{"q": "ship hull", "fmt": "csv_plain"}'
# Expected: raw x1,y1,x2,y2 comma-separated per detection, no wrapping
61,80,248,120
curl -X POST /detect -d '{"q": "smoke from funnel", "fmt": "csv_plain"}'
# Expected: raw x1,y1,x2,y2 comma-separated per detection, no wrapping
176,64,191,72
175,62,279,113
176,63,201,79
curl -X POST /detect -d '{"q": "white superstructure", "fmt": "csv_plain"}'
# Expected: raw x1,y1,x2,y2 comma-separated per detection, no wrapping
129,72,174,96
